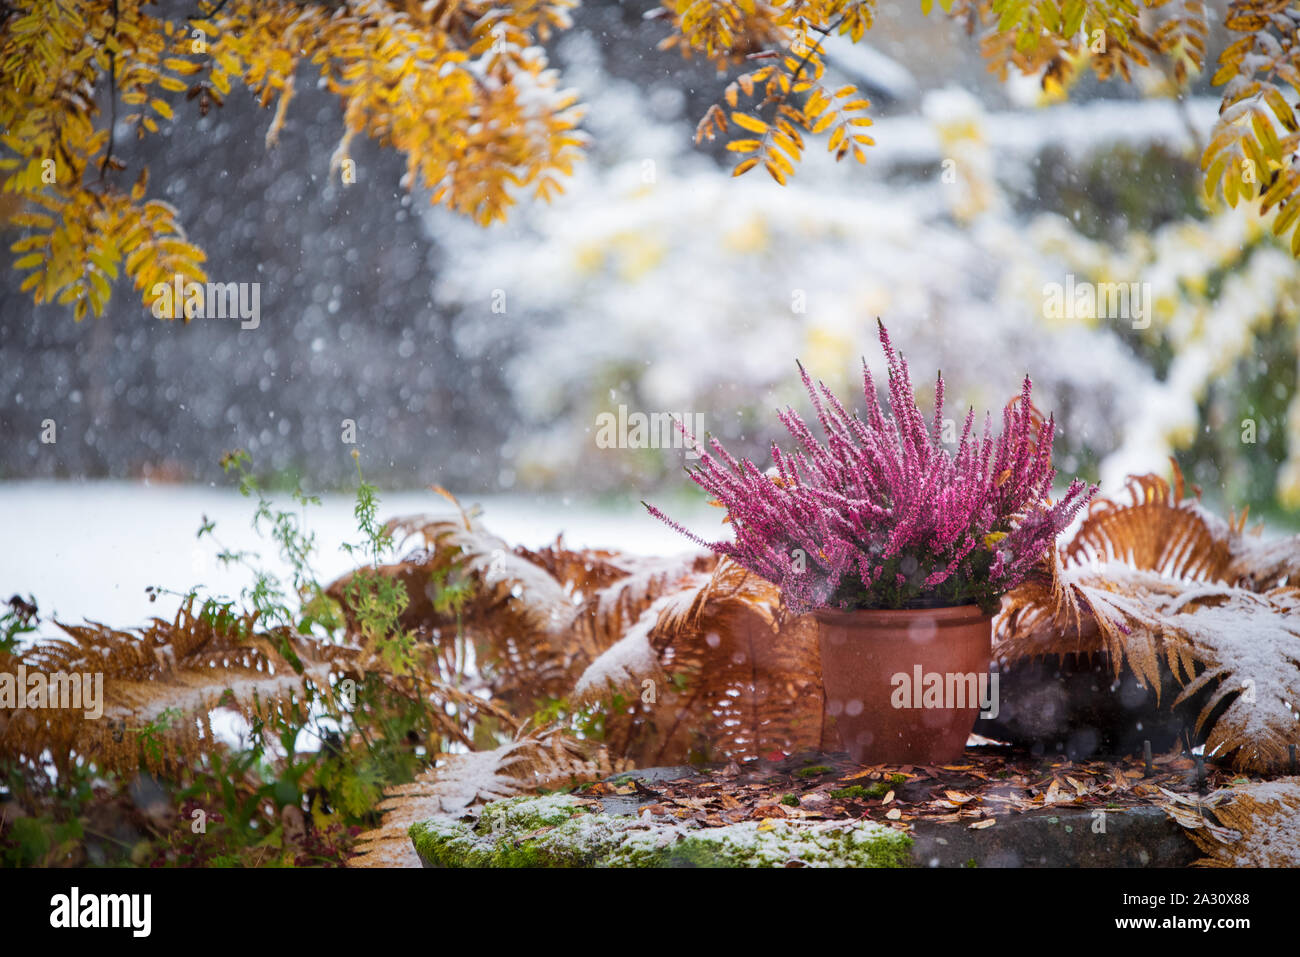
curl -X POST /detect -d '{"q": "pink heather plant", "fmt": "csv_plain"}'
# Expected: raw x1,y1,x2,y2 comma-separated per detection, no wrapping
646,321,1095,615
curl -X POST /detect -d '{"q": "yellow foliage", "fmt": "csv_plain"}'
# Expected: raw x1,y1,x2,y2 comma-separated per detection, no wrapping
9,0,1300,325
1201,1,1300,253
694,33,874,184
657,0,1300,254
1,0,587,320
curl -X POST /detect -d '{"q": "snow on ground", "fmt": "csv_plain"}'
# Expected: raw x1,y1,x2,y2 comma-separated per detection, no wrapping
0,480,719,632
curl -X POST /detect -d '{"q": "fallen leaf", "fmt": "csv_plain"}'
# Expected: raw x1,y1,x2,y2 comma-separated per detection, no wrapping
841,769,878,781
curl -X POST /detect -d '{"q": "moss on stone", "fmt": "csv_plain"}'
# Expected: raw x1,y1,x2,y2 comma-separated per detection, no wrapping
830,776,902,800
829,785,871,800
410,794,913,868
795,765,834,779
410,796,624,868
476,792,583,832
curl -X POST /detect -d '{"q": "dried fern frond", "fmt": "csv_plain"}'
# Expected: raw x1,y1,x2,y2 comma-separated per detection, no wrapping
383,512,582,645
0,597,356,775
1167,587,1300,772
517,537,715,599
348,724,629,868
567,551,717,669
1228,526,1300,591
330,508,709,711
574,558,830,765
1162,778,1300,866
997,462,1300,772
329,514,581,708
1064,468,1233,581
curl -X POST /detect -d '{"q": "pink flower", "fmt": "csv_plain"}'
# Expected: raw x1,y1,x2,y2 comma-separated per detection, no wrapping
646,321,1095,614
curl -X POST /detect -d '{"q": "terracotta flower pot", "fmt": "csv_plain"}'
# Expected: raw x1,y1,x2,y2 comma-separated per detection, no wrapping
814,605,994,766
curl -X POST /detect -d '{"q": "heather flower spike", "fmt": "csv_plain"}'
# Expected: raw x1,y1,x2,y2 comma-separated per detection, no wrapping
645,322,1096,615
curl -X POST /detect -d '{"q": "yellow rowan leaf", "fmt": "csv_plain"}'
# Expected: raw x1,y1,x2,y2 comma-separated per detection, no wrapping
1274,196,1300,236
805,89,830,117
1264,86,1298,133
731,112,768,134
811,112,837,134
775,118,803,148
88,246,118,276
163,57,202,75
772,131,801,160
89,270,111,307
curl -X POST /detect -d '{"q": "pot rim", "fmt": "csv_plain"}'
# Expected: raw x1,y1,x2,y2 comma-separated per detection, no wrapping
812,604,993,628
